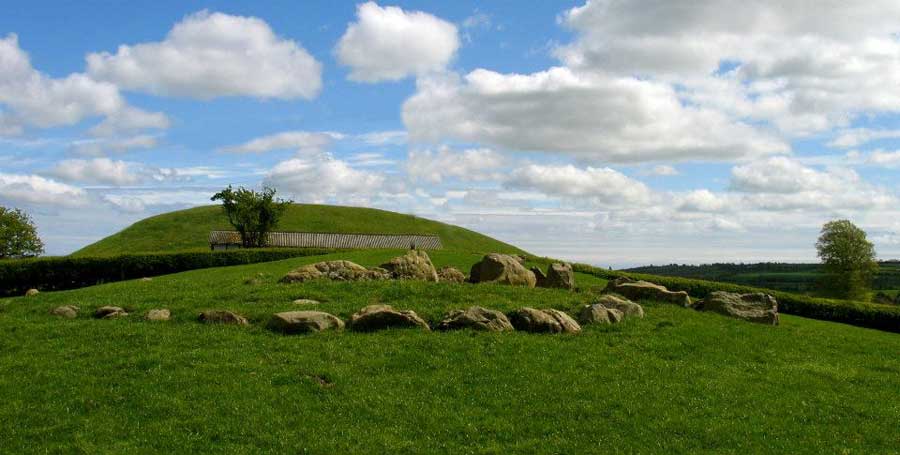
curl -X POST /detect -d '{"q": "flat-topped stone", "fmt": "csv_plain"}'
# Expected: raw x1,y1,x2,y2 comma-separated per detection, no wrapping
349,304,430,332
508,307,581,334
198,310,249,326
267,311,345,334
437,306,514,332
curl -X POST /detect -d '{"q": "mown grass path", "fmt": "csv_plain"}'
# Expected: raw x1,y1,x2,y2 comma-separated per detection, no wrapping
2,251,899,453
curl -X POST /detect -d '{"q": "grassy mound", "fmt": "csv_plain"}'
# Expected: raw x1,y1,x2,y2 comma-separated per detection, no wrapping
73,204,524,256
2,250,899,452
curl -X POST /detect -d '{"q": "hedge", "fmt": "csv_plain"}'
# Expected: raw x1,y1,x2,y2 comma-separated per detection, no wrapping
0,248,339,297
572,263,900,333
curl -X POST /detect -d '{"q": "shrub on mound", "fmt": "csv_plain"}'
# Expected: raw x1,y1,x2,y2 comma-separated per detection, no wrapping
0,248,335,297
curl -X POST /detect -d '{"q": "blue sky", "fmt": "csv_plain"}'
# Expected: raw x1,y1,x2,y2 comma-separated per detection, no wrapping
1,1,899,266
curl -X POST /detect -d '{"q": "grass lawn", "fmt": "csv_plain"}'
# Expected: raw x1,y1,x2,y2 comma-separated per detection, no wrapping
2,250,899,453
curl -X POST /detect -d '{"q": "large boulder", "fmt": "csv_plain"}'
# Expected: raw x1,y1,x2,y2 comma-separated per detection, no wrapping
94,306,128,319
469,253,537,287
576,304,626,325
437,306,514,332
437,266,466,284
594,294,644,319
145,309,171,321
349,305,431,332
50,305,79,319
508,307,581,334
541,263,575,290
698,291,779,325
604,278,691,307
531,267,547,287
198,310,249,326
280,260,390,283
380,250,439,281
267,311,345,334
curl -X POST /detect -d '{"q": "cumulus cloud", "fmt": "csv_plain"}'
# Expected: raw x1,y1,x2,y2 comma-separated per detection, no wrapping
336,2,459,82
406,147,507,183
0,173,88,207
829,128,900,149
558,0,900,134
89,107,170,137
263,154,386,203
87,11,322,100
219,131,344,154
403,68,787,163
48,158,190,186
506,164,652,206
70,135,159,157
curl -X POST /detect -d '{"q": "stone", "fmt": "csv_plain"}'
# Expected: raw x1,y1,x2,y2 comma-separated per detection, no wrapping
94,306,128,319
510,254,527,264
697,291,779,325
380,250,439,281
280,260,390,283
266,311,345,334
595,294,644,319
349,304,430,332
437,266,466,284
531,267,547,287
508,307,581,334
606,308,624,323
24,288,39,297
140,277,153,282
469,253,537,287
145,309,171,321
604,278,691,307
541,263,575,290
292,299,321,305
50,305,79,319
437,306,515,332
577,304,611,325
198,310,249,325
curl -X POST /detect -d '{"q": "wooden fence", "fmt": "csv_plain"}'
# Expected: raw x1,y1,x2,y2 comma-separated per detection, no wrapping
209,231,443,250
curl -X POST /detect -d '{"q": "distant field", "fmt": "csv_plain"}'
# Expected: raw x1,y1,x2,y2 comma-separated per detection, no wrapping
626,262,900,295
2,250,899,453
73,204,525,257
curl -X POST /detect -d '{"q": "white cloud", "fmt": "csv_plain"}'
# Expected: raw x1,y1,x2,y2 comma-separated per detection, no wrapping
348,152,396,167
89,106,170,137
87,10,322,100
506,164,652,206
867,150,900,168
357,130,407,146
336,2,459,82
403,68,788,163
676,189,732,212
406,147,507,183
50,158,141,186
558,0,900,135
70,135,159,157
0,173,88,207
645,164,679,176
829,128,900,148
263,154,386,203
219,131,344,154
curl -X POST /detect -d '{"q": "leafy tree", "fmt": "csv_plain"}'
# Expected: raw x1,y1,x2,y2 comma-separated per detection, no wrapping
815,219,878,300
210,186,291,248
0,206,45,259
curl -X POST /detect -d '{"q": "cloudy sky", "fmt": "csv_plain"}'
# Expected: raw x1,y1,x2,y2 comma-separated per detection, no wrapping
1,1,899,266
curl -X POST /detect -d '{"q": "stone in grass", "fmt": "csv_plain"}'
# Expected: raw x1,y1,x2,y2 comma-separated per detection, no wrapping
604,278,692,307
469,253,537,288
508,307,581,334
145,309,171,321
595,294,644,319
25,288,39,297
50,305,79,319
94,306,128,319
140,277,153,282
379,249,439,282
349,304,431,332
437,306,514,332
198,310,249,326
437,266,466,284
697,291,779,325
266,311,345,334
542,263,575,290
292,299,321,305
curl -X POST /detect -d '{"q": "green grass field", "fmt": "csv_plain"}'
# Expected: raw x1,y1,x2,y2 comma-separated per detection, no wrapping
73,204,524,257
2,250,900,453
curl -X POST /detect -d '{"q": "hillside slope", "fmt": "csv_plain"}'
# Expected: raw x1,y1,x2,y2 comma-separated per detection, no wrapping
73,204,525,256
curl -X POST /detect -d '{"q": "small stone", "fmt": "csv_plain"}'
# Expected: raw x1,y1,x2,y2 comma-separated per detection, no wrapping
437,306,514,332
140,277,153,282
595,294,644,319
577,304,612,325
94,306,128,319
198,310,249,326
508,307,581,334
292,299,321,305
266,311,345,334
24,288,39,297
349,304,431,332
437,266,466,284
145,309,171,321
50,305,79,319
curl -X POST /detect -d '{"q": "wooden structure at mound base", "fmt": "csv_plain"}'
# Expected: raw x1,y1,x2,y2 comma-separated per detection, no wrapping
208,231,443,251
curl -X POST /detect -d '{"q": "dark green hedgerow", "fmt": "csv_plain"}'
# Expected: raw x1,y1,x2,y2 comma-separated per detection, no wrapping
571,263,900,333
0,248,338,297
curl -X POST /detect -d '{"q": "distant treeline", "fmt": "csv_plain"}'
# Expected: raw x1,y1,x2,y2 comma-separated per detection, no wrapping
624,261,900,294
